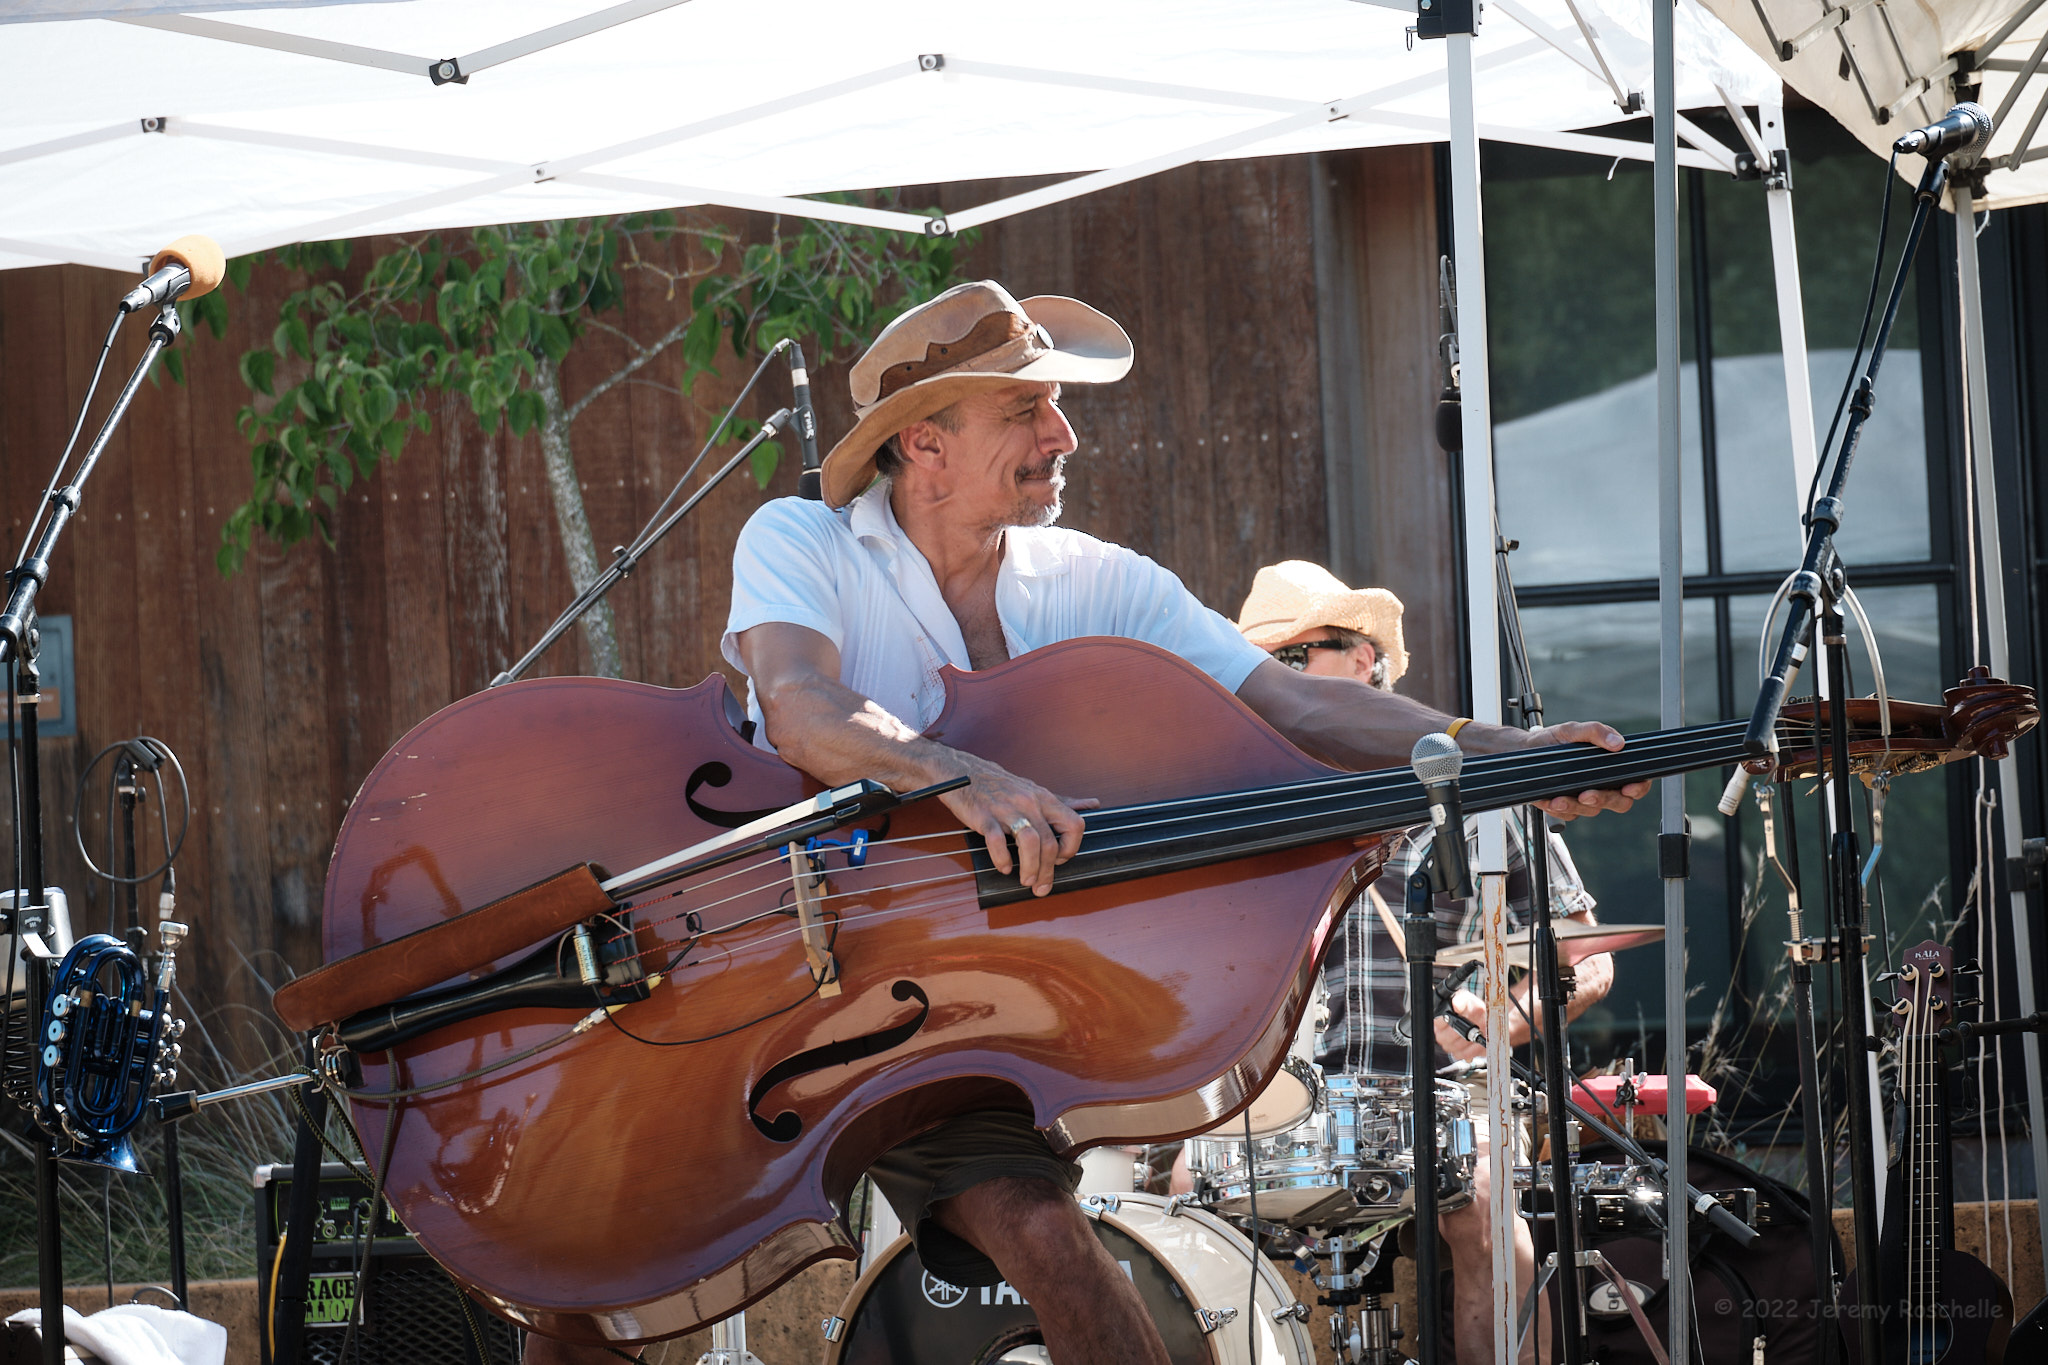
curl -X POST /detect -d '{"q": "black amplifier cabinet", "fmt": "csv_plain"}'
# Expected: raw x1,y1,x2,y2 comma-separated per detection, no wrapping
254,1161,521,1365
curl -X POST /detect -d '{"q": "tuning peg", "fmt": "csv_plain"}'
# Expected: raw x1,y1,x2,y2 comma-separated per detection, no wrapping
1955,959,1983,977
1876,970,1901,984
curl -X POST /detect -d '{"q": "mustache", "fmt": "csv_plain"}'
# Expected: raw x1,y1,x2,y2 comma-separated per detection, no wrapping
1016,455,1067,482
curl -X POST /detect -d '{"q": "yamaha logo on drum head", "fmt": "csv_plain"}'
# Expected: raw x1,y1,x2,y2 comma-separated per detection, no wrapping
921,1272,969,1309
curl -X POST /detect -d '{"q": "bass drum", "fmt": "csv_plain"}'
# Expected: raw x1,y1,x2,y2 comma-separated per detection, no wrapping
823,1193,1311,1365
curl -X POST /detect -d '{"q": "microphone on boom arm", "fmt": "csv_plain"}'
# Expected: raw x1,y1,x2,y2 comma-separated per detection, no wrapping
791,343,824,500
120,234,226,314
1410,732,1474,900
1893,103,1993,160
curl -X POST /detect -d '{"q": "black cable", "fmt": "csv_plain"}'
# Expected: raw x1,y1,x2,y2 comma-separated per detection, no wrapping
624,338,790,562
340,1027,586,1104
3,673,20,1095
71,737,189,885
14,310,125,569
102,1168,115,1308
519,338,794,658
338,1053,404,1365
1244,1105,1259,1365
601,963,823,1048
292,1083,372,1184
1805,151,1902,517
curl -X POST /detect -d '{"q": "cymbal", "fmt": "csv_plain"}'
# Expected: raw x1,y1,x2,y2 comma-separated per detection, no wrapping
1434,922,1665,972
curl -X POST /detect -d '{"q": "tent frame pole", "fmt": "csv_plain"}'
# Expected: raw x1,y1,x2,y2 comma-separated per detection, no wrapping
1653,3,1691,1363
1444,29,1516,1365
1951,176,2048,1270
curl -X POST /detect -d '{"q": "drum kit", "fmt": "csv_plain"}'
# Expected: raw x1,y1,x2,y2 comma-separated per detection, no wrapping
825,984,1496,1365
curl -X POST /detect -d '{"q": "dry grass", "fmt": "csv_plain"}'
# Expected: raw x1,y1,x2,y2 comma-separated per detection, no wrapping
0,981,352,1293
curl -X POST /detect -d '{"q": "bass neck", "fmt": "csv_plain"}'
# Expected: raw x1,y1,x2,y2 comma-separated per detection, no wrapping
974,717,1764,906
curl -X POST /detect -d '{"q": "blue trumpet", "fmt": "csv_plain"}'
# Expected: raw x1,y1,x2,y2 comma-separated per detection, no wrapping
34,927,185,1171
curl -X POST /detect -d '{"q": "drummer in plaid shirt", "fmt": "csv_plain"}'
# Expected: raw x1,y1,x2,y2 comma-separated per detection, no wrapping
1236,561,1616,1365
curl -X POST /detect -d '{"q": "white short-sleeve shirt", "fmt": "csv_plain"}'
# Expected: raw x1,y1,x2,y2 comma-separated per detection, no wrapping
722,481,1270,751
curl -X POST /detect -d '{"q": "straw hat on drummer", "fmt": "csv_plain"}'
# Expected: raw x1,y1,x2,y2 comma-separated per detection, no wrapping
821,280,1134,508
1236,561,1409,691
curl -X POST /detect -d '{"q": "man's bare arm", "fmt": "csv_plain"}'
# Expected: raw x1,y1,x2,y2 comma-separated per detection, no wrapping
736,622,1087,895
1234,659,1647,819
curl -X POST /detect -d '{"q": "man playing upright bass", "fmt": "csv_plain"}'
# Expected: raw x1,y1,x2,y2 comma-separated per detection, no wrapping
585,281,1644,1365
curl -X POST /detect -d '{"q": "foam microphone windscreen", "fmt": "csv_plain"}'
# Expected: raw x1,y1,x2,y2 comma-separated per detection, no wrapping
148,234,226,300
1435,391,1462,454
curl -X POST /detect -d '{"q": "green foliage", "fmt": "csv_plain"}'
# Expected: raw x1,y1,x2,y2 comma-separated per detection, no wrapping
211,197,972,574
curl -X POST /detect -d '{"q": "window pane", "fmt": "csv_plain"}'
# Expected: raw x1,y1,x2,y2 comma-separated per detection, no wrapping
1515,600,1723,1066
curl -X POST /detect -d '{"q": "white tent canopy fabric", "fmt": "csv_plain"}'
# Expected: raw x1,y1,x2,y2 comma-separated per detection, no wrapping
0,0,1777,273
1701,0,2048,208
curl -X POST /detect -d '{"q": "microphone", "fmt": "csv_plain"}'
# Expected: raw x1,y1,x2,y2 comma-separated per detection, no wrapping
120,234,226,314
1892,102,1993,160
1411,732,1473,900
790,342,824,500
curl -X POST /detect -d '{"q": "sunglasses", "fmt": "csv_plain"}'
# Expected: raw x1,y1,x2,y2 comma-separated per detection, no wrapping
1272,640,1356,671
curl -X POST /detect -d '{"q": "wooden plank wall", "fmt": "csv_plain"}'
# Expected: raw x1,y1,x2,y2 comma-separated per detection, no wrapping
0,148,1444,1063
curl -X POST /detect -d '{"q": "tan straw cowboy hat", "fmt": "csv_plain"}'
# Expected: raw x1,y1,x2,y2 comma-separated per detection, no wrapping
1235,560,1410,684
821,279,1134,507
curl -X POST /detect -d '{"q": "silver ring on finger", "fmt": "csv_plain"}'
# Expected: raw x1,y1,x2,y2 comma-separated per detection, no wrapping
1008,816,1033,834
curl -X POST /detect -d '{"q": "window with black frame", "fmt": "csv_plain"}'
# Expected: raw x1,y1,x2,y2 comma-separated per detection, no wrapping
1479,111,1959,1174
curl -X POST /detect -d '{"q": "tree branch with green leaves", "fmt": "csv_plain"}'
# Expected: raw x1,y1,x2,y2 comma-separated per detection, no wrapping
198,199,970,677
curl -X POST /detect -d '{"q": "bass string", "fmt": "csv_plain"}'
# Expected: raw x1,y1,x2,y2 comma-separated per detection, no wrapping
615,721,1780,952
613,842,984,961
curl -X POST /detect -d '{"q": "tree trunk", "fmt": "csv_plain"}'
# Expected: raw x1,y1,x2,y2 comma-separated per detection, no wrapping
533,352,622,679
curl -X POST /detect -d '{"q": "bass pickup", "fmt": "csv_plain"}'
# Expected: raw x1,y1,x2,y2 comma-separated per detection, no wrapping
336,915,652,1054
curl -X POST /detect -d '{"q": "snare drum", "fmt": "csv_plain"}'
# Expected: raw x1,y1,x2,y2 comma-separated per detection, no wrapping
1189,1074,1476,1229
1194,979,1328,1140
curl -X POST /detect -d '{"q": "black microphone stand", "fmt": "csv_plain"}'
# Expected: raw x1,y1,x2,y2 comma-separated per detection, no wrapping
4,301,184,1365
1744,151,1951,1365
1405,851,1443,1365
489,407,792,688
1495,515,1587,1361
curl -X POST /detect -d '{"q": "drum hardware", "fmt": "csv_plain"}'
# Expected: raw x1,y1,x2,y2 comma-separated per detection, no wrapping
696,1313,765,1365
1513,1162,1759,1238
1191,1307,1238,1335
1079,1192,1121,1217
1312,1230,1406,1365
1431,920,1667,972
1186,1073,1475,1232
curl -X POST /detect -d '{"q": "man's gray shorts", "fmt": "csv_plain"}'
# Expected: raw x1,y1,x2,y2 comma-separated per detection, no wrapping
866,1110,1083,1287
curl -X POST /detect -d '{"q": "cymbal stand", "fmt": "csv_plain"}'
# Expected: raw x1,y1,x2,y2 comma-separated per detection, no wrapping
1747,151,1951,1365
3,299,185,1365
698,1314,764,1365
1495,512,1585,1362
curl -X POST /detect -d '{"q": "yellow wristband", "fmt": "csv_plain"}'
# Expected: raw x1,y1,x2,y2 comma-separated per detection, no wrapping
1445,717,1474,741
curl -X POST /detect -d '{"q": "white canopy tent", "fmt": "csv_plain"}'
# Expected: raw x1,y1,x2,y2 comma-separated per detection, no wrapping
3,3,1835,1361
0,0,1780,272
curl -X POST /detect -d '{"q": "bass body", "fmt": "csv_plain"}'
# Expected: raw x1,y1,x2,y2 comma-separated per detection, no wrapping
324,640,1370,1346
312,639,2035,1347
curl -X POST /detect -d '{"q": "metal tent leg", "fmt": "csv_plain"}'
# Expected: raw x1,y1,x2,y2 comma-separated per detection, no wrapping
1445,29,1517,1365
1952,179,2048,1270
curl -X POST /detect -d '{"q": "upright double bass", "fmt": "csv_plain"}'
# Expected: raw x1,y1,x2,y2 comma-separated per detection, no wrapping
275,639,2034,1349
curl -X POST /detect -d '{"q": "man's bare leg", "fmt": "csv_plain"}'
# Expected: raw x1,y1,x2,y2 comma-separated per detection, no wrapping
1441,1131,1542,1365
933,1176,1170,1365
